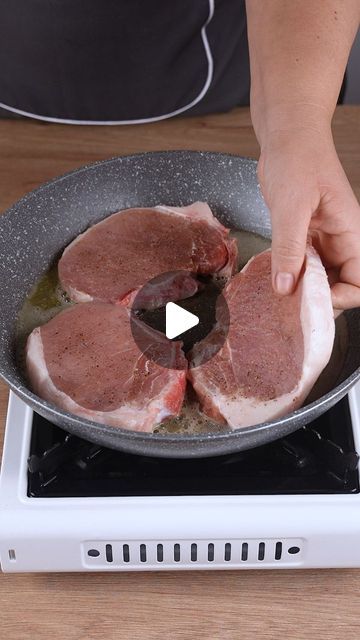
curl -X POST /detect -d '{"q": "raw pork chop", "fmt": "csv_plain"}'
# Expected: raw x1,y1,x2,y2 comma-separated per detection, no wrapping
26,302,187,432
58,202,238,308
188,246,335,428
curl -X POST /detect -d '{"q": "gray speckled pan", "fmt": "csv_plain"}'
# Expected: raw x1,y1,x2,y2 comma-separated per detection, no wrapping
0,151,359,458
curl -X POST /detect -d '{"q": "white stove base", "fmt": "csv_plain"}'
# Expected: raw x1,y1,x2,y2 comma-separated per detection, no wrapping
1,386,360,573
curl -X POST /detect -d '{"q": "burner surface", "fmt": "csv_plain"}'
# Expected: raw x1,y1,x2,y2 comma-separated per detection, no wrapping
27,396,359,498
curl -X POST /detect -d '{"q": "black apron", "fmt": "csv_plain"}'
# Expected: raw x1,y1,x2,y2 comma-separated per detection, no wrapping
0,0,250,122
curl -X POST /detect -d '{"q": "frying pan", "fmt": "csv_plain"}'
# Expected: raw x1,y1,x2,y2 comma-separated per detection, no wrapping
0,151,359,458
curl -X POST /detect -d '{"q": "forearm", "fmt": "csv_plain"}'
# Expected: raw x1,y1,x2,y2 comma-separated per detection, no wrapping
245,0,360,144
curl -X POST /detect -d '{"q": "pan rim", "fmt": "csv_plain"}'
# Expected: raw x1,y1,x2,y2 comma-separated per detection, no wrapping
0,149,259,223
3,366,360,446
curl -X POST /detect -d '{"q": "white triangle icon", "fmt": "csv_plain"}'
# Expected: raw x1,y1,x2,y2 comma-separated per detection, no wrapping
165,302,199,340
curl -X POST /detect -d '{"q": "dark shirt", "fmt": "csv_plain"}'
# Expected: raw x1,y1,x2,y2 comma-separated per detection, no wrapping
0,0,250,122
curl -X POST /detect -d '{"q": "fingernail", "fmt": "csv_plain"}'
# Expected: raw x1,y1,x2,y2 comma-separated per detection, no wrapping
275,272,295,295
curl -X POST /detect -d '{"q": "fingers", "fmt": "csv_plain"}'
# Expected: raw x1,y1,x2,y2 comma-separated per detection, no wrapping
331,257,360,311
270,203,312,295
331,282,360,311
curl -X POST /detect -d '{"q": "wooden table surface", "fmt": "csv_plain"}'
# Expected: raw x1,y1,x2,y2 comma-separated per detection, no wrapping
0,106,359,640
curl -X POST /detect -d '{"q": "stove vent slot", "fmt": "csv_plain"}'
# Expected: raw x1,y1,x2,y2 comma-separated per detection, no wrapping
208,543,214,562
191,543,197,562
241,542,248,561
157,543,164,562
173,543,181,562
8,549,16,562
224,542,231,561
258,542,265,561
105,544,113,563
122,544,130,563
139,544,147,563
84,538,303,567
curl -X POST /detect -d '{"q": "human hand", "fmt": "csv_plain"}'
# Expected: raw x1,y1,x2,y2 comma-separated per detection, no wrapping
258,125,360,311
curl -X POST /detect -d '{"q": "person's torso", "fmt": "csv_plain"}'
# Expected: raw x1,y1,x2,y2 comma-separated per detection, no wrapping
0,0,249,123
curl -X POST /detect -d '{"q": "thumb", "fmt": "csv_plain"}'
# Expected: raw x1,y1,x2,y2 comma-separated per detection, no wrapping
270,203,311,295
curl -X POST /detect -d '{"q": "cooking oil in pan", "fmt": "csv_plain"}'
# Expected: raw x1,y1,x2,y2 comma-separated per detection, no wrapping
231,229,270,268
16,265,73,377
154,389,225,435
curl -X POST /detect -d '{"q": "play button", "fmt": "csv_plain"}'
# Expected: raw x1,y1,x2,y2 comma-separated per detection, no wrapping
130,270,229,370
165,302,199,339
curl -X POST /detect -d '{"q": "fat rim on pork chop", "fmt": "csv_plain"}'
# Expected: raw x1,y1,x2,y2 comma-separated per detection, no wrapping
26,302,187,432
188,246,335,429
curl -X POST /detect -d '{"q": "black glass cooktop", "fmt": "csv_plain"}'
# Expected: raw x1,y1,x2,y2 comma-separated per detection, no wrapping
27,396,359,498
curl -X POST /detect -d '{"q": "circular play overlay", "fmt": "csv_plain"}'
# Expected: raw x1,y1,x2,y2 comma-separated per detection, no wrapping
130,271,229,370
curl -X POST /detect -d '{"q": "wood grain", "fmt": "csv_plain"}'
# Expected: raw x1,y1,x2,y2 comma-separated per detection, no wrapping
1,569,360,640
0,106,359,640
